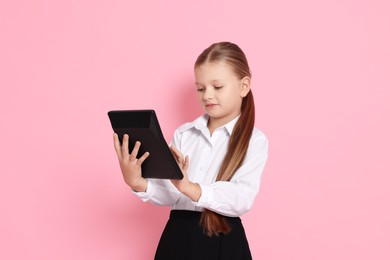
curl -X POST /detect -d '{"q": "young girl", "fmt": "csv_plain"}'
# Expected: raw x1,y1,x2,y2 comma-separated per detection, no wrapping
113,42,268,259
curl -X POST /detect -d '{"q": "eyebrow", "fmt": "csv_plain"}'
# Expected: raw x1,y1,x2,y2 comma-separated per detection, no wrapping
195,80,223,86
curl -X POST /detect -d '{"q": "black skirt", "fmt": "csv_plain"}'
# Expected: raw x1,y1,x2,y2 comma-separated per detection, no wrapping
155,210,252,260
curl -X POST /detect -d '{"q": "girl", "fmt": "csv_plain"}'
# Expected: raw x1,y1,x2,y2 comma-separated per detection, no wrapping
113,42,268,259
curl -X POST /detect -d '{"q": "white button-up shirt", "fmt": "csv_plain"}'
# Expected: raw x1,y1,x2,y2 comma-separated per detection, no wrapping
134,114,268,217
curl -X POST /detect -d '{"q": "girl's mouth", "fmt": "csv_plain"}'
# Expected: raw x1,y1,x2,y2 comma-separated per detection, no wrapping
205,104,217,108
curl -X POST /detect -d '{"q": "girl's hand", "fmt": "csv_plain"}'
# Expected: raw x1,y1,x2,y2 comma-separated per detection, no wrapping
170,145,190,189
170,146,201,202
113,133,149,192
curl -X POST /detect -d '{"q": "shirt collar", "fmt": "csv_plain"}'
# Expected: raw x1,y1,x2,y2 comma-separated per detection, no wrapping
180,114,240,136
223,115,240,135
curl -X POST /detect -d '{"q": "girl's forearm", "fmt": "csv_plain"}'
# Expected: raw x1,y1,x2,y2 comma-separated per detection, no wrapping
181,182,201,202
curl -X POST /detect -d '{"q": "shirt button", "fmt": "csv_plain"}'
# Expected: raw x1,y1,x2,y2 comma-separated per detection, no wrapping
200,166,205,171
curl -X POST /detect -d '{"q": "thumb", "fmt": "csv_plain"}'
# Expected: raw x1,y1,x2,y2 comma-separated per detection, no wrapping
183,155,190,172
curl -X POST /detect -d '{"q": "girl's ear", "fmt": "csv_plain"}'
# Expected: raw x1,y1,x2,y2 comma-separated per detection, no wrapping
240,76,251,97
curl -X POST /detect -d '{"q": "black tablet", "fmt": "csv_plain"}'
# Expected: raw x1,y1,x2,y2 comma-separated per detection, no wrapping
108,110,183,180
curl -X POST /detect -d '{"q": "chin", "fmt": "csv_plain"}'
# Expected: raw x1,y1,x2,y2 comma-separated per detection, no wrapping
206,112,223,119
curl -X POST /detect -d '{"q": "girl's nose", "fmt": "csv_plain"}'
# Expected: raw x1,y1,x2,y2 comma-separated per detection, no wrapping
203,88,213,100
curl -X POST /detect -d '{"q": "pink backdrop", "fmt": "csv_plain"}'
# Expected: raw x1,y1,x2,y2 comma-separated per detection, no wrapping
1,0,389,259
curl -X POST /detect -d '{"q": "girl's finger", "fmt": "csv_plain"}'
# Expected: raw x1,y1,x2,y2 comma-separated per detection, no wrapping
121,134,130,157
183,155,190,172
130,141,141,160
170,146,185,166
113,133,122,159
170,145,183,159
136,151,150,166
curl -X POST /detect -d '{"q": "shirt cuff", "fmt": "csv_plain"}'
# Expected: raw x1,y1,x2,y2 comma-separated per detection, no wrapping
131,180,155,202
192,183,214,208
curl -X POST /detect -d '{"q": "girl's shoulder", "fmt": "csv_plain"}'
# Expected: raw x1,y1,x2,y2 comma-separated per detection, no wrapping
251,127,268,145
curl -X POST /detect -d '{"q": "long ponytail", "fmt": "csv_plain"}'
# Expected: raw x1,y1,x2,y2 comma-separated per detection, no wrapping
195,42,256,236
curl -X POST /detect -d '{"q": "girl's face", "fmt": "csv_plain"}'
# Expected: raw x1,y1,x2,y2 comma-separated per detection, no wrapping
194,62,250,128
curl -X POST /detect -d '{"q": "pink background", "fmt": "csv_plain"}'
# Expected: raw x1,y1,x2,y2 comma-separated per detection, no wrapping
1,0,389,259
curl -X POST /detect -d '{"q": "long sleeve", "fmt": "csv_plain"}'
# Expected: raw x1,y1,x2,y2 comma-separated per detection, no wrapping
132,178,181,206
193,131,268,217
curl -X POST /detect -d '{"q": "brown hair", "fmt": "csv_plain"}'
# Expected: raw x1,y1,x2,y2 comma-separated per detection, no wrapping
195,42,255,236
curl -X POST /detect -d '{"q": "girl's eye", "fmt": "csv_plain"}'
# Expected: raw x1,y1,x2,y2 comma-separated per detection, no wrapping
214,86,223,89
196,88,204,92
